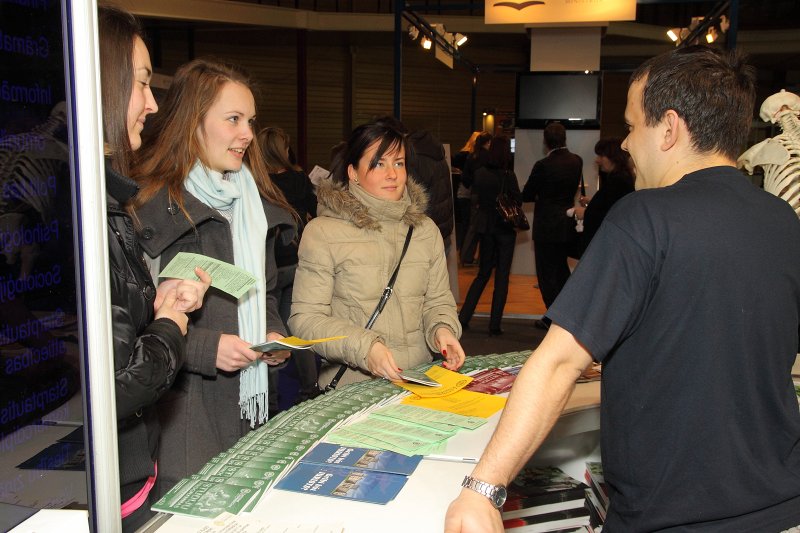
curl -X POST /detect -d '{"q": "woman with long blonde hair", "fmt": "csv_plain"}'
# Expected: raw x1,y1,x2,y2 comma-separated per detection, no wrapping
131,58,297,496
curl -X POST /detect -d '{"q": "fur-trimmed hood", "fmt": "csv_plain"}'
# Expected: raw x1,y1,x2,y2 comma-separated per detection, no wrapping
315,177,430,231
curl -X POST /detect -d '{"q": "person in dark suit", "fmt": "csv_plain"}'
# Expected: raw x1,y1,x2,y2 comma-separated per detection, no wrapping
522,122,582,315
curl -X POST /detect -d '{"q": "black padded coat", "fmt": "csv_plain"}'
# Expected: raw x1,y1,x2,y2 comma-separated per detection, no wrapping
106,165,185,499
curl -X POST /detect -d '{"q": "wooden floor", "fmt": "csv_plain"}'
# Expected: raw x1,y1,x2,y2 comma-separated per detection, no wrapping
456,264,547,317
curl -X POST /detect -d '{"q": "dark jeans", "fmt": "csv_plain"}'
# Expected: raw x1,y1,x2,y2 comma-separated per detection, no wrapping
533,240,572,308
459,231,516,331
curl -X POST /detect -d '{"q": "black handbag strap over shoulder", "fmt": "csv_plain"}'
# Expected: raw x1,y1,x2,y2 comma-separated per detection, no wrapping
324,226,414,392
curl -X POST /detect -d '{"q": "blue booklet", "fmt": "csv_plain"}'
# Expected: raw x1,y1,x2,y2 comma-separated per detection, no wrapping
275,462,407,504
301,442,422,476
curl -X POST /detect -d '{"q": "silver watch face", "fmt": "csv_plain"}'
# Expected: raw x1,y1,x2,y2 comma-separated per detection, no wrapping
491,485,507,508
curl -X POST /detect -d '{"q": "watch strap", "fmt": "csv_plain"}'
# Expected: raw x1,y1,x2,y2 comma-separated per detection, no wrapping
461,475,506,509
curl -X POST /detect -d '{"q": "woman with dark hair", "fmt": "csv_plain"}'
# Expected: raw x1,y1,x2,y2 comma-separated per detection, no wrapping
460,131,493,265
458,136,521,336
98,5,210,530
131,58,297,496
289,119,465,387
256,126,320,406
452,131,481,251
572,137,635,257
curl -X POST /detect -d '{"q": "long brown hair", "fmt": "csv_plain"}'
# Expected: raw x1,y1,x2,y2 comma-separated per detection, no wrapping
98,4,144,176
131,58,294,220
257,127,300,174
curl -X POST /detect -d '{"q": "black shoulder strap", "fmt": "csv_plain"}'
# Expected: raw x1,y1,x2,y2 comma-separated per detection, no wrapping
325,226,414,392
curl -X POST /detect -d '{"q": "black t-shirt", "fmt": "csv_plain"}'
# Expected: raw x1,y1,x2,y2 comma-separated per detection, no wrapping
547,166,800,532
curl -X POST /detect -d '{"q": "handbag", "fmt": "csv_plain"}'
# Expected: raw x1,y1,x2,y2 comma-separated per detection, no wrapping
323,226,414,392
496,171,530,231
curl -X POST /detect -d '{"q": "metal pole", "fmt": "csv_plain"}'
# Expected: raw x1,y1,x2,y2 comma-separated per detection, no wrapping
727,0,739,49
471,74,477,133
393,0,403,119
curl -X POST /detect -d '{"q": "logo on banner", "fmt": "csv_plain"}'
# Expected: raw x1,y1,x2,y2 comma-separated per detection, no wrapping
493,1,545,10
485,0,636,24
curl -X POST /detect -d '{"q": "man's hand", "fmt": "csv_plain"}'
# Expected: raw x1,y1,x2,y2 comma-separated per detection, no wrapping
444,489,504,533
259,331,291,366
216,334,260,372
435,327,466,371
366,342,403,381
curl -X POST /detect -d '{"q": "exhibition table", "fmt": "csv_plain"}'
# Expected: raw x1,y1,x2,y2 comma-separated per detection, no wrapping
144,351,601,532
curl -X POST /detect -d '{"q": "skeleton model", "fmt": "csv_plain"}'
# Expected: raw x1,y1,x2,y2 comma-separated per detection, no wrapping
0,102,69,273
738,90,800,218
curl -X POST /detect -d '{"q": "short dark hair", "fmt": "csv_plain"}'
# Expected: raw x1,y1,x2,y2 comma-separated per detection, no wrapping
329,118,409,186
543,122,566,150
594,137,630,172
630,45,756,160
474,132,492,154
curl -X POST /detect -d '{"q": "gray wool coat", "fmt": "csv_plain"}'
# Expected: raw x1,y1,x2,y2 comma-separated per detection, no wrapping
135,185,296,497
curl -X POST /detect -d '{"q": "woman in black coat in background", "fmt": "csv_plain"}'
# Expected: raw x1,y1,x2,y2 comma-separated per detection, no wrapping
572,138,635,258
458,136,521,336
256,126,319,406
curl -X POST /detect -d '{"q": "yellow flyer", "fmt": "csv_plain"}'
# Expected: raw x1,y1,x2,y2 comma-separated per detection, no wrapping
401,389,506,418
396,365,473,398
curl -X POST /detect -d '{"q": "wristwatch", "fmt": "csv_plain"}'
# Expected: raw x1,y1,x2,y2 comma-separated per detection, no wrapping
461,475,507,509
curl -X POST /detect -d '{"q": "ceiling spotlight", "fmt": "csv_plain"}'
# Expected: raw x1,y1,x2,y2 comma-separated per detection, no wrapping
408,25,419,40
706,26,718,43
421,36,432,50
454,33,468,47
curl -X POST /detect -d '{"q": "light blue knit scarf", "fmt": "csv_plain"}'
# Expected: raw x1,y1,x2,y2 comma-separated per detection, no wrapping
185,161,270,427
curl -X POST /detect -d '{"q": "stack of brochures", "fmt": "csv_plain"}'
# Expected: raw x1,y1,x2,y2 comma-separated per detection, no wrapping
324,403,488,456
151,378,401,518
464,367,517,394
457,350,530,374
275,442,422,504
584,461,609,527
151,351,536,519
502,466,592,533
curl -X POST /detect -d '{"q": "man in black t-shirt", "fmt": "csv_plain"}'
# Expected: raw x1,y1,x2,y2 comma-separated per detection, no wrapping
445,47,800,533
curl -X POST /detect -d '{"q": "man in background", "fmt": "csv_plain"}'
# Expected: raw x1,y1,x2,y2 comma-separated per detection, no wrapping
522,122,582,328
445,45,800,532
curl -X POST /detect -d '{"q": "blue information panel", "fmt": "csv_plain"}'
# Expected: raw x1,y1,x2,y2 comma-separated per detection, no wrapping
0,0,89,524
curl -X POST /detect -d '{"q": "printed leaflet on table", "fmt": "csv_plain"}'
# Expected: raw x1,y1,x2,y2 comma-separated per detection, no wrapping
275,444,421,504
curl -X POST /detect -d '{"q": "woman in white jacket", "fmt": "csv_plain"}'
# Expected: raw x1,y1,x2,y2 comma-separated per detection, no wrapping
289,119,465,387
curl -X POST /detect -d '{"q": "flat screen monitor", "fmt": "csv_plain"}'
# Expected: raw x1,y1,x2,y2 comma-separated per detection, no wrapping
516,72,602,129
